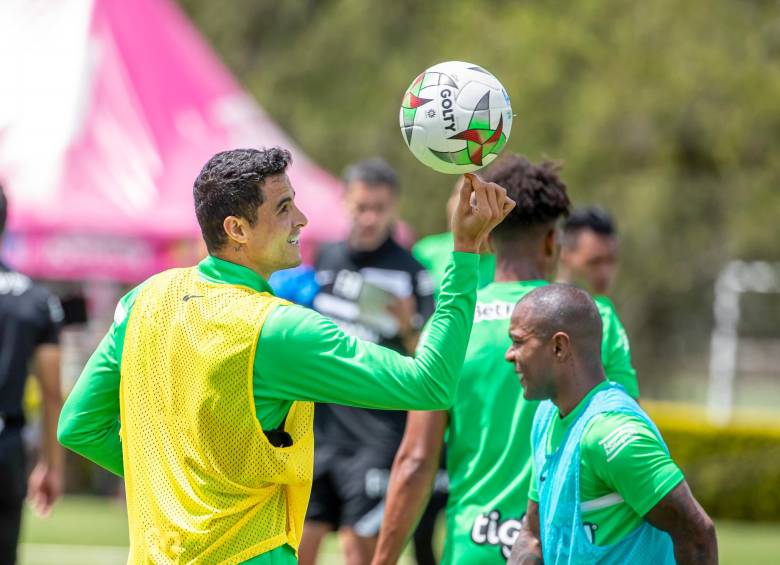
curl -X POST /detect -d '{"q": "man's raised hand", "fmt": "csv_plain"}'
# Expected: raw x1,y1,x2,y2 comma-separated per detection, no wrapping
451,173,515,254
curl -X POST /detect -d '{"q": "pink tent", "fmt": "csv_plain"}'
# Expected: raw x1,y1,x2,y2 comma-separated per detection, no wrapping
0,0,347,282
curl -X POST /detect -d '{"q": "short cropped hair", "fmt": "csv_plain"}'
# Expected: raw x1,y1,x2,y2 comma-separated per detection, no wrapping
193,147,292,252
562,206,616,249
481,154,571,241
343,158,400,195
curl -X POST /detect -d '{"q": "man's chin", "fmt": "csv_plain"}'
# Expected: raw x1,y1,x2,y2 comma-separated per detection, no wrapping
285,254,303,269
521,383,540,401
271,253,302,275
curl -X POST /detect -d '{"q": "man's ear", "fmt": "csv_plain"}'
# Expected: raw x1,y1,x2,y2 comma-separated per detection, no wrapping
223,216,248,246
545,228,557,259
551,332,571,359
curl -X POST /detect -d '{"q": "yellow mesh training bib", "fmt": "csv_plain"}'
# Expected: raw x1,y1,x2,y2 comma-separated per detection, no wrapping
120,267,314,564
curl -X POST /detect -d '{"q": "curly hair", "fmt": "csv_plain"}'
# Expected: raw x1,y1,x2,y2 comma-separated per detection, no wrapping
481,154,571,241
193,147,292,252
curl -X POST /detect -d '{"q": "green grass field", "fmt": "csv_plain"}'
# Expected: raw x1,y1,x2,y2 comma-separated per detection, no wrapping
19,496,780,564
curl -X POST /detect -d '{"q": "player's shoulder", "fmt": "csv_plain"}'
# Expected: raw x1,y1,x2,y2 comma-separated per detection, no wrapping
112,270,175,326
581,411,658,461
0,264,60,315
593,294,619,321
476,279,544,302
473,286,514,325
412,231,452,255
593,294,630,337
0,263,33,296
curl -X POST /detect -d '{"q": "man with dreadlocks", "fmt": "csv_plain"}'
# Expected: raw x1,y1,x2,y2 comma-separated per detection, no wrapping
373,155,638,565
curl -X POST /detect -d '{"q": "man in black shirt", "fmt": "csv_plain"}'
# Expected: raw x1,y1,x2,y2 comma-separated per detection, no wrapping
300,159,437,565
0,185,64,563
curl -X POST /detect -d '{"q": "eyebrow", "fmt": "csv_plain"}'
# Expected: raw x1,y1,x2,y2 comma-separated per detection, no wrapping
509,329,532,340
275,195,293,213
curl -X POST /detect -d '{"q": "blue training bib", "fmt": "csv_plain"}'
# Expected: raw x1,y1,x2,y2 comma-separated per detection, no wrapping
531,383,676,564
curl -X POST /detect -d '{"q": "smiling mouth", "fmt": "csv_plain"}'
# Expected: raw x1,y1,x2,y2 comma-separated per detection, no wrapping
287,234,300,246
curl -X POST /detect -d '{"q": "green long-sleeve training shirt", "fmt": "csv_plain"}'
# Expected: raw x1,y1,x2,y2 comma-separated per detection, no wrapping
58,252,479,563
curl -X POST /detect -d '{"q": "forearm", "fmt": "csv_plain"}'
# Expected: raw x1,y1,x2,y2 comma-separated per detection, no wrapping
58,413,123,476
670,518,718,565
400,331,420,356
58,395,124,476
646,481,718,565
409,252,478,406
372,448,439,564
57,332,125,476
259,253,479,411
35,344,64,470
41,393,64,470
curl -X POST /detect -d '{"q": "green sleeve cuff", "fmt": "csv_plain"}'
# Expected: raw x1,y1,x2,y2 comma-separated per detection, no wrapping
443,251,480,292
451,250,481,263
637,470,685,517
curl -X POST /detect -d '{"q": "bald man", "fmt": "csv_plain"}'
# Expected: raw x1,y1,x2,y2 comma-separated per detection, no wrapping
505,285,717,565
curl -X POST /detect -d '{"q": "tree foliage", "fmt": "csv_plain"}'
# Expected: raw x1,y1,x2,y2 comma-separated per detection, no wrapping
179,0,780,393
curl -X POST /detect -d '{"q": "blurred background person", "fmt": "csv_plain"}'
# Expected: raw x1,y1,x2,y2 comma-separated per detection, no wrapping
558,206,619,298
0,185,64,564
301,158,439,565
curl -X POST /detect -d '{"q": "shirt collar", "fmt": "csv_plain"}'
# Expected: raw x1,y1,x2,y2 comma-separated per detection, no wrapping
490,279,548,290
559,379,610,427
197,255,275,294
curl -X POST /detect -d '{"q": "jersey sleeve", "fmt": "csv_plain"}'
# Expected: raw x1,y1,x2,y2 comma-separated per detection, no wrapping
596,298,639,399
255,252,478,410
581,413,684,517
528,461,540,502
35,291,64,346
57,285,142,476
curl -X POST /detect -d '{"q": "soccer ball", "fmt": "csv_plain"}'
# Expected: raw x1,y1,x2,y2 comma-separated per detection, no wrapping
399,61,512,174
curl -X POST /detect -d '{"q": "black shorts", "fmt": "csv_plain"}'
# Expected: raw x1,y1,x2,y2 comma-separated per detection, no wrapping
306,447,449,540
306,448,394,536
0,430,26,565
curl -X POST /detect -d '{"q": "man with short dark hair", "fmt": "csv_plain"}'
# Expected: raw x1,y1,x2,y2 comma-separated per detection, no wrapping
558,206,619,297
302,157,440,565
58,147,514,564
506,285,717,565
373,156,637,565
0,185,64,564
